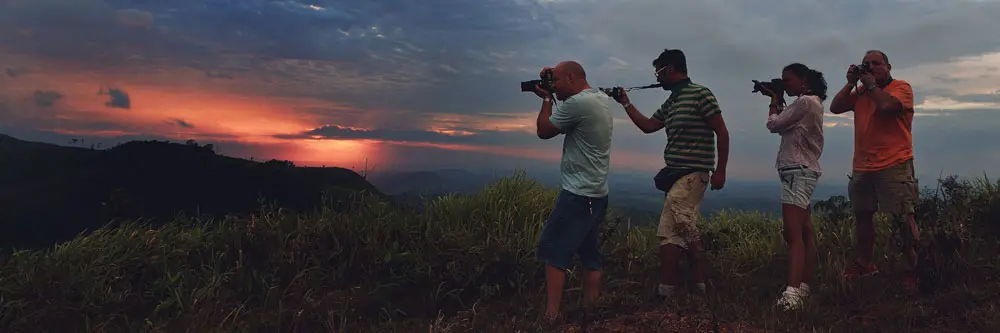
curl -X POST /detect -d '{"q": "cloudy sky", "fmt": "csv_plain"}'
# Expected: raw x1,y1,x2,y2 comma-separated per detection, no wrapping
2,0,999,181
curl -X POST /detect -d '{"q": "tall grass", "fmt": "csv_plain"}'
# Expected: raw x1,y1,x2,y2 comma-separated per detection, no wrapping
0,170,997,332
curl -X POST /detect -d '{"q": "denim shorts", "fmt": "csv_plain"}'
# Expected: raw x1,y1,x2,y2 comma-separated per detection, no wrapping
778,166,820,209
536,189,608,271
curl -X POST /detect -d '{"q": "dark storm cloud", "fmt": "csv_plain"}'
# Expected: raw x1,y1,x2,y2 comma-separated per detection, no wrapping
168,118,195,129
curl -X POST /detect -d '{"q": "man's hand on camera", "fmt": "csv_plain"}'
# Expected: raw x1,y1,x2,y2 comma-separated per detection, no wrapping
858,72,876,89
534,66,555,100
533,85,551,100
614,87,631,106
846,65,859,85
539,66,553,79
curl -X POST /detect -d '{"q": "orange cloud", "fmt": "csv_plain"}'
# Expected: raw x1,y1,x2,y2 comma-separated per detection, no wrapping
284,138,380,168
0,50,382,168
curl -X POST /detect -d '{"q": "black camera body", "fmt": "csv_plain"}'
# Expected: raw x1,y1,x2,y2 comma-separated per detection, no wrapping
598,83,662,101
752,78,785,98
520,68,554,93
851,63,872,77
599,87,624,101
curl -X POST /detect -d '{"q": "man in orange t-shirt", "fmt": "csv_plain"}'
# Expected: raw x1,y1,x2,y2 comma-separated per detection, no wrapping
829,50,920,293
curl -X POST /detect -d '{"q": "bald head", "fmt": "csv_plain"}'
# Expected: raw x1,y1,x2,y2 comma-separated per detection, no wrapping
556,61,587,80
548,60,591,101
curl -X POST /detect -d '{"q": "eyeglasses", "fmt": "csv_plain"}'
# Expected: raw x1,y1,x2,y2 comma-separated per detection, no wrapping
655,66,668,77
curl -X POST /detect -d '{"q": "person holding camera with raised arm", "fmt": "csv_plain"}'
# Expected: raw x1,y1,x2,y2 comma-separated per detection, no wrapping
829,50,920,294
756,63,827,310
530,61,614,325
610,48,730,311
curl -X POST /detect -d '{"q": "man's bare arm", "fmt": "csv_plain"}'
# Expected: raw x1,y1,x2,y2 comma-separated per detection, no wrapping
623,104,664,134
705,113,729,173
829,83,858,114
536,99,560,139
866,85,906,115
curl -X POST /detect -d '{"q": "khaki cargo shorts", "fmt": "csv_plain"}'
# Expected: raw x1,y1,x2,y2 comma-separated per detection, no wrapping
848,159,920,248
657,171,709,248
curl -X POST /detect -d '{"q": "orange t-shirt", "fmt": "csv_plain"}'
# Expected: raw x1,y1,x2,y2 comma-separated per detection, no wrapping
851,79,915,172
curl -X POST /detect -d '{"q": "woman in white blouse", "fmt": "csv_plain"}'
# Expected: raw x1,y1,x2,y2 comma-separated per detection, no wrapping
759,63,827,311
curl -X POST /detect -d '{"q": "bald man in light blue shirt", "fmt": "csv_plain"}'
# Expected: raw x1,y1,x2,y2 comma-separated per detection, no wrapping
532,60,614,323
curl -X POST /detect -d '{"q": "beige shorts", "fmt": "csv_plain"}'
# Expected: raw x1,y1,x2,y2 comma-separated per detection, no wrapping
848,159,917,215
848,159,920,249
657,171,709,248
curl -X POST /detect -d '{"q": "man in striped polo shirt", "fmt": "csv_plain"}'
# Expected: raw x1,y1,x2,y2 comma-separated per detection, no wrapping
612,48,730,305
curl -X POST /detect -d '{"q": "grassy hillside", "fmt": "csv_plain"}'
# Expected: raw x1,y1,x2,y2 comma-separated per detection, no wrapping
0,134,383,251
0,170,996,332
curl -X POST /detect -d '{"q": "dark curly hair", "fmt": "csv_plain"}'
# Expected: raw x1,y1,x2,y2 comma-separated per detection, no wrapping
783,63,828,101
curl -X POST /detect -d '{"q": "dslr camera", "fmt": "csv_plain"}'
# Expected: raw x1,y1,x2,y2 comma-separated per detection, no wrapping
599,87,625,101
752,78,785,98
520,68,554,93
851,62,872,77
598,83,662,101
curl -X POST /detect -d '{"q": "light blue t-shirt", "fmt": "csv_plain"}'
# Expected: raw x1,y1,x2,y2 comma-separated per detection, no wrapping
548,88,614,198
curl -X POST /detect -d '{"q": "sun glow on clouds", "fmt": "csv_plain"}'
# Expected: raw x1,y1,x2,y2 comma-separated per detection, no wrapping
1,57,383,168
288,138,377,166
429,129,477,136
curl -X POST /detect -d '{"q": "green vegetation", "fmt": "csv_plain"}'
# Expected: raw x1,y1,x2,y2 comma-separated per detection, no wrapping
0,170,998,332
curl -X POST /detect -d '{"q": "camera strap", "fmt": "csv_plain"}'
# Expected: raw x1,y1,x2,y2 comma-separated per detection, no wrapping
623,83,662,92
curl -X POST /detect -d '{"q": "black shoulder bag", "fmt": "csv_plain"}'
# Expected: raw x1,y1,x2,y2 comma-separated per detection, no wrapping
653,167,696,193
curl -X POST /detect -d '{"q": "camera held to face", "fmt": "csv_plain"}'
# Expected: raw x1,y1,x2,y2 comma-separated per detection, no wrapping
520,68,554,93
851,62,872,77
752,78,785,98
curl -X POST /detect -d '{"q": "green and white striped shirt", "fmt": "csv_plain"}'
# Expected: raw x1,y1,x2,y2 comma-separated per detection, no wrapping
651,79,721,171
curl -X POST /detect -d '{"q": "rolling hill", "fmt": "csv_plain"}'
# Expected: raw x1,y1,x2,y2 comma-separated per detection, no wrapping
0,134,384,251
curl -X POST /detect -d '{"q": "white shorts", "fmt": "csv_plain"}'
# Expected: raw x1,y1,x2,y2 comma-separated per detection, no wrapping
778,166,819,209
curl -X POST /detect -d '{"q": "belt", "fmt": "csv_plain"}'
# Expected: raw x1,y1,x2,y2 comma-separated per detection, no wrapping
778,165,808,172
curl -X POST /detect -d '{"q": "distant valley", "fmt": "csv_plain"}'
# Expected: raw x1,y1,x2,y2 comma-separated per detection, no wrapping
368,168,850,225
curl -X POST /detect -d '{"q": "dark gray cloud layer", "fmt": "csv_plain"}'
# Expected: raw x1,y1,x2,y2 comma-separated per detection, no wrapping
3,0,1000,177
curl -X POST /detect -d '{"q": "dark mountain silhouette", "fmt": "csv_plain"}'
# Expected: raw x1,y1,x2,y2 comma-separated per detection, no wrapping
0,134,384,251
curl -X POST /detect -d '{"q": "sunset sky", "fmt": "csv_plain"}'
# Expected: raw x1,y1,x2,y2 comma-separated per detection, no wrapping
2,0,1000,181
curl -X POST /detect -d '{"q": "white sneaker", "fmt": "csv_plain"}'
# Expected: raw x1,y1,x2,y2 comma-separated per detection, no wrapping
798,283,811,298
776,286,804,311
